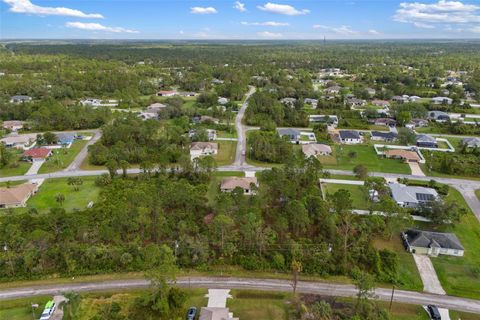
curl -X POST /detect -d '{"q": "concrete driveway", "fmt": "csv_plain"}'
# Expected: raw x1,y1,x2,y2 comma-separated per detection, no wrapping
25,160,45,175
413,254,446,295
408,162,425,176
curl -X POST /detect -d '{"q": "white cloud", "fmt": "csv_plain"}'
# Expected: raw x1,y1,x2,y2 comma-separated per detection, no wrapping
241,21,289,27
190,6,217,14
414,22,436,29
257,2,309,16
257,31,283,38
234,1,246,12
469,26,480,33
368,29,381,35
394,1,480,24
179,30,185,35
3,0,103,18
65,22,138,33
313,24,359,35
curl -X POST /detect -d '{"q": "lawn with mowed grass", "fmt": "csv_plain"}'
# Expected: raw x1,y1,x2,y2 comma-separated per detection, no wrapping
0,296,50,320
228,290,289,319
38,139,89,173
420,187,480,299
476,189,480,200
322,183,369,209
213,141,237,166
24,177,101,213
0,149,31,177
322,144,411,174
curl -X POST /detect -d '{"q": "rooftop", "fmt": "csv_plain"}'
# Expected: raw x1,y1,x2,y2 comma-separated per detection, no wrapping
404,229,464,251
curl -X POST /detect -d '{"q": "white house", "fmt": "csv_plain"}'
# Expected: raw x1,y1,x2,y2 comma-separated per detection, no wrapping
302,144,332,157
432,96,453,105
190,142,218,159
388,183,438,208
339,130,362,144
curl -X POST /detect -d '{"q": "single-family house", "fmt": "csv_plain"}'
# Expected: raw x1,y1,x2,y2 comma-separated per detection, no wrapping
212,78,224,85
388,183,439,208
220,177,258,195
23,148,52,162
302,144,332,157
180,92,197,97
277,128,300,142
56,133,75,147
80,98,101,106
409,96,421,102
280,97,296,107
384,149,421,163
218,97,229,105
324,85,341,95
370,118,397,127
199,307,239,320
304,98,318,108
0,134,36,149
156,90,177,97
190,142,218,159
309,115,338,127
406,119,428,129
372,100,390,108
0,183,39,209
370,131,397,142
365,88,376,96
401,229,464,257
432,96,453,105
346,98,366,108
392,96,407,103
416,134,438,148
10,95,32,103
427,110,450,121
461,137,480,149
2,120,25,132
339,130,362,144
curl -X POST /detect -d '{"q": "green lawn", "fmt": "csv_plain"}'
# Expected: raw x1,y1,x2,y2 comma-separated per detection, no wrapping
476,189,480,200
0,180,28,187
24,177,101,213
38,140,88,174
0,296,50,320
373,238,424,292
322,144,411,174
217,130,237,138
228,290,289,320
213,141,237,166
323,183,369,209
0,149,31,177
426,187,480,299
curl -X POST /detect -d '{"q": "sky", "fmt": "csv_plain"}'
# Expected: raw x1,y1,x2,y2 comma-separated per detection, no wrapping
1,0,480,39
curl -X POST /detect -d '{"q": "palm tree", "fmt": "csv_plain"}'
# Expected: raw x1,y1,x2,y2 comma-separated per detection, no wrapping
55,194,65,206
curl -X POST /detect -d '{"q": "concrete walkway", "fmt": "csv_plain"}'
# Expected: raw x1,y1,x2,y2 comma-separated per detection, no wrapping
319,178,364,185
412,254,446,295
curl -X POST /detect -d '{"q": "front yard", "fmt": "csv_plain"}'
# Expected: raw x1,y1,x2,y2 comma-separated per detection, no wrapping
38,139,89,173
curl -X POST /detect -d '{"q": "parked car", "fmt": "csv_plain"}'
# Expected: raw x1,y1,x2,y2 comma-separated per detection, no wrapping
427,305,441,320
186,307,197,320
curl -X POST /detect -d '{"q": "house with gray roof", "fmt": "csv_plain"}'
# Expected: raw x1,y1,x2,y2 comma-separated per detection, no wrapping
339,130,362,144
388,183,439,208
401,229,464,257
10,95,32,103
461,137,480,149
370,131,397,142
277,128,300,142
432,96,453,105
416,134,438,148
427,110,450,121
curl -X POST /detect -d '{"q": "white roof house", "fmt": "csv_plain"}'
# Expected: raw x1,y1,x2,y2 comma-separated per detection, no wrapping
302,144,332,157
190,142,218,159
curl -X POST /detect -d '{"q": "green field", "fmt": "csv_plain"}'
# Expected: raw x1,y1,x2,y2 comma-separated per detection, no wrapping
38,140,88,174
323,183,369,209
213,141,237,166
321,144,411,174
0,149,31,177
24,177,101,213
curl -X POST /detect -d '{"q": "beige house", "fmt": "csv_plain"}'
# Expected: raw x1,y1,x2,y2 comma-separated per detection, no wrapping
190,142,218,159
0,183,38,209
0,134,37,149
220,177,258,195
199,307,239,320
2,120,25,132
384,149,420,163
302,144,332,157
402,229,464,257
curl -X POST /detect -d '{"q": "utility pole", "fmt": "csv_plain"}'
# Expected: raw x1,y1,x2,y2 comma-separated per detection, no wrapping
389,285,395,311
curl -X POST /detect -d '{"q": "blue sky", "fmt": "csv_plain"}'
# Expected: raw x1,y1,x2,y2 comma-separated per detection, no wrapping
1,0,480,39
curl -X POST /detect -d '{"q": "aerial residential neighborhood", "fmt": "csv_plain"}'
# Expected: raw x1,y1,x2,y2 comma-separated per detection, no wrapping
1,1,480,320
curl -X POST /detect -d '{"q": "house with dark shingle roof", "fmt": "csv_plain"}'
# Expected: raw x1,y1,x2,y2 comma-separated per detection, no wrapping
339,130,362,144
370,131,397,142
401,229,464,257
277,128,300,142
461,137,480,149
416,134,438,148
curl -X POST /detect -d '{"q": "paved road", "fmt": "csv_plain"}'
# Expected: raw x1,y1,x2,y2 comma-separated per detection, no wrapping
65,129,102,171
233,86,256,167
1,277,480,314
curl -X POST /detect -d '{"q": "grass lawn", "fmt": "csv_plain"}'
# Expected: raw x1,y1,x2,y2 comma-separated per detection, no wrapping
373,238,423,292
213,141,237,166
217,130,237,138
80,153,105,170
425,187,480,299
24,177,101,213
322,183,369,209
0,296,50,320
228,290,289,320
476,189,480,200
323,144,411,174
38,140,88,174
0,180,28,187
0,148,31,177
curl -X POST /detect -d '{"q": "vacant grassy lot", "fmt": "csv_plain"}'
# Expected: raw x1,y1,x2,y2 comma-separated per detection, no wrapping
322,144,411,174
213,141,237,166
38,139,88,174
25,177,101,213
228,290,289,319
373,237,423,292
323,183,369,209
